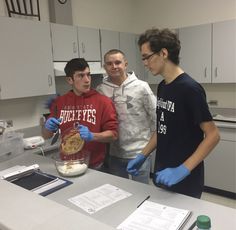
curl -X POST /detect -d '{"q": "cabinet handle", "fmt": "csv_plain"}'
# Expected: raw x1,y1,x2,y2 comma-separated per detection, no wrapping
215,67,218,77
73,42,77,54
204,67,207,78
48,75,52,86
82,42,85,53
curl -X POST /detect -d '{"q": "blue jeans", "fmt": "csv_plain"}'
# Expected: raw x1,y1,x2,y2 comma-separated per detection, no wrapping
108,155,151,184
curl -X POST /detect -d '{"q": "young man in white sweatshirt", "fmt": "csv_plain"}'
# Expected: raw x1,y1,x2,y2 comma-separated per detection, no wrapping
96,49,156,184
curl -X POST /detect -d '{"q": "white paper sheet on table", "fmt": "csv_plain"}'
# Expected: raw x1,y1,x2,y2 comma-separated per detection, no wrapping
68,183,132,214
117,200,191,230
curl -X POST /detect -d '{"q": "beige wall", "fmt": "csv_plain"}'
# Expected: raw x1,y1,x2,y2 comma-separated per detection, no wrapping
0,0,49,20
0,96,49,129
72,0,137,32
70,0,236,33
0,0,235,129
1,0,235,31
133,0,236,32
203,84,236,109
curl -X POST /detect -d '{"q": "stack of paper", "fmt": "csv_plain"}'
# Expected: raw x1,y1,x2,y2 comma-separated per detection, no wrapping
117,200,191,230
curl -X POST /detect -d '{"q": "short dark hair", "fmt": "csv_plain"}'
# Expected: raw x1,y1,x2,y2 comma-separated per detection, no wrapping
104,49,126,62
64,58,89,77
138,28,181,65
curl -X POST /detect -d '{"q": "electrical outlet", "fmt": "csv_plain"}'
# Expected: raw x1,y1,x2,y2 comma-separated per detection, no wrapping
6,120,13,127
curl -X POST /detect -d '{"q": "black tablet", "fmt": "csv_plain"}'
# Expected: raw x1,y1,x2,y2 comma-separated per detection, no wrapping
11,171,56,191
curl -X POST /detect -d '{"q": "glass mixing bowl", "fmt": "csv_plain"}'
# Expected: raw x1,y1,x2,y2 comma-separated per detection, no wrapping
54,124,90,177
54,149,90,177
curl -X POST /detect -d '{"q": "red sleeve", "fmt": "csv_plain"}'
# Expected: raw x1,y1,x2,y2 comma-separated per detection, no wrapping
48,97,59,118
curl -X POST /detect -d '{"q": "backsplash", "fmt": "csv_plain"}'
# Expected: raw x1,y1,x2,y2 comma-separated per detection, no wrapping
0,82,235,130
0,75,104,130
203,83,236,109
0,96,50,130
149,83,236,109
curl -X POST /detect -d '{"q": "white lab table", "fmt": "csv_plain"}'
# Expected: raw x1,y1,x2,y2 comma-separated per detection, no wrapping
0,179,115,230
0,152,235,230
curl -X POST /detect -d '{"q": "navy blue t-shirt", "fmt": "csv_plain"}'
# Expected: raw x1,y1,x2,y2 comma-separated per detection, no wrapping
154,73,212,197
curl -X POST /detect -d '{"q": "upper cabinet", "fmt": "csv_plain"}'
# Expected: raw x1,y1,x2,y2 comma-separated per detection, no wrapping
119,32,137,73
179,19,236,83
100,29,119,64
0,17,55,100
50,23,78,61
212,19,236,83
134,35,146,80
77,27,101,61
179,24,212,83
51,24,101,62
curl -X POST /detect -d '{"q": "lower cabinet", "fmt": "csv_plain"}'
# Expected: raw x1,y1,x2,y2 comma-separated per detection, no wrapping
204,126,236,195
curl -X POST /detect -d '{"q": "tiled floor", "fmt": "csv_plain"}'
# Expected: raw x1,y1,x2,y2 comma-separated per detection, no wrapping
201,192,236,209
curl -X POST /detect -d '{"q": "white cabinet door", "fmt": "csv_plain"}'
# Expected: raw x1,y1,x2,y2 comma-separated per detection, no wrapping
0,17,55,100
212,19,236,83
77,27,100,61
50,23,78,61
205,140,236,193
179,24,212,83
100,29,119,64
119,32,137,73
134,35,146,80
205,127,236,193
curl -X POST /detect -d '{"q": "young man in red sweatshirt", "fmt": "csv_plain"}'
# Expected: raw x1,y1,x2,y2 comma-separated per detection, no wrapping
42,58,118,170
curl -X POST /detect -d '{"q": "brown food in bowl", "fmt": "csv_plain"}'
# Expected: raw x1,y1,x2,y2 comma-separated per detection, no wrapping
61,129,84,155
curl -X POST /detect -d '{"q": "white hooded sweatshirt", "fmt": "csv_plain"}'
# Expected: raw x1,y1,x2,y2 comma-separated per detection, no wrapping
97,72,156,159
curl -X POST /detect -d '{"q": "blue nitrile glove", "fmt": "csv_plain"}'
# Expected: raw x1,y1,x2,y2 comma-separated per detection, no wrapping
45,117,61,132
126,153,146,176
78,125,94,142
155,164,190,187
44,94,60,109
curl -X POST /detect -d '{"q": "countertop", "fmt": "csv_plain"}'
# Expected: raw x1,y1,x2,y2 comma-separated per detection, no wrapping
0,151,235,230
211,107,236,129
0,179,115,230
214,120,236,129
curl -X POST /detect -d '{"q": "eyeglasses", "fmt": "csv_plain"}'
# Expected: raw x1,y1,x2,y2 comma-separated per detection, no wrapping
141,52,156,62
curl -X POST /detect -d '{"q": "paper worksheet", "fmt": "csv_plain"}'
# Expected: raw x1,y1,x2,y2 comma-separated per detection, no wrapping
68,184,132,214
117,200,191,230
